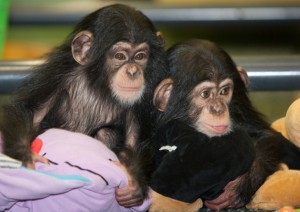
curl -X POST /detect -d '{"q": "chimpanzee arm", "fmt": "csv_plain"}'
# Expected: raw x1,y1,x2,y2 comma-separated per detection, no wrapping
205,131,282,209
0,104,34,166
116,145,151,207
110,111,151,207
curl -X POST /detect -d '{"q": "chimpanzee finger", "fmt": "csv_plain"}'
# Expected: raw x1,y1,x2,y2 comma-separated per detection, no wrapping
115,187,143,207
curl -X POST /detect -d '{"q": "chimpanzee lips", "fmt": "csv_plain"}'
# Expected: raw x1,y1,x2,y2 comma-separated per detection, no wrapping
203,122,229,135
114,83,145,105
116,81,143,92
118,85,141,92
211,125,228,134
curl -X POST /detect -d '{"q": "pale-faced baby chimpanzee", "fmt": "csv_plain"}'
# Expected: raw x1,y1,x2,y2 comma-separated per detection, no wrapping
149,39,300,210
0,4,167,207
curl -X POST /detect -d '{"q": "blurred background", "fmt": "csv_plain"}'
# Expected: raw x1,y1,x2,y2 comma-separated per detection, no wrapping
1,0,300,122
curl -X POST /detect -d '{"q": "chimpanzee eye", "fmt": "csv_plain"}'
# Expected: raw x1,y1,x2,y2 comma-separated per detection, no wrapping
220,86,231,95
200,89,210,99
115,52,126,60
134,52,146,61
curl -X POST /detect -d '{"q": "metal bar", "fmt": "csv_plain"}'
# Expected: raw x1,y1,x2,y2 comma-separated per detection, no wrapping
0,60,41,94
9,5,300,25
0,56,300,93
144,7,300,24
234,55,300,91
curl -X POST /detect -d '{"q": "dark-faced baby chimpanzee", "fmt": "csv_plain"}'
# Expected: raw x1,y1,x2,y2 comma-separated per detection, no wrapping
0,4,167,207
149,39,300,210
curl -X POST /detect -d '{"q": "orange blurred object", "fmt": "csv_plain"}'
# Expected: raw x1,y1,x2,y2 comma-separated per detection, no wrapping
279,206,296,212
3,40,50,59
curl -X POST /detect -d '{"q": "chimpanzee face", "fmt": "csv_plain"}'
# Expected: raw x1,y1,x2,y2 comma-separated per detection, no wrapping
189,78,233,137
106,41,149,105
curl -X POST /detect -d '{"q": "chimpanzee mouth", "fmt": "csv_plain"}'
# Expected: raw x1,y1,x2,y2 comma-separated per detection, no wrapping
113,84,145,105
210,125,229,134
202,122,230,136
119,86,141,92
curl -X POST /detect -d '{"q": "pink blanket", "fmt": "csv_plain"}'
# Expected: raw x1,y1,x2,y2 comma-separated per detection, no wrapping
0,129,150,211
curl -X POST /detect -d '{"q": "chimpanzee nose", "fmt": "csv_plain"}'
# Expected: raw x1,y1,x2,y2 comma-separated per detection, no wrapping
210,101,225,115
126,65,139,79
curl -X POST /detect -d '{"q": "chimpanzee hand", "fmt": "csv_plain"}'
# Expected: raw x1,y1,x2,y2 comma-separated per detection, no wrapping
112,161,143,208
204,177,243,210
115,179,144,207
26,152,49,169
113,160,144,207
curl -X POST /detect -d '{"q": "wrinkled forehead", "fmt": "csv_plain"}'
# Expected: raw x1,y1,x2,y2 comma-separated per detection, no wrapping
110,42,149,51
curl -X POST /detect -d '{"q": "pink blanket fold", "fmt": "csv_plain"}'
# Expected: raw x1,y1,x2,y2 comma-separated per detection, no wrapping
0,129,150,212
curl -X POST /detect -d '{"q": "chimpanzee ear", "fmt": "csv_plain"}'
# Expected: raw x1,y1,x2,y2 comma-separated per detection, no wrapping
237,66,250,87
156,31,165,47
72,31,93,65
153,78,173,112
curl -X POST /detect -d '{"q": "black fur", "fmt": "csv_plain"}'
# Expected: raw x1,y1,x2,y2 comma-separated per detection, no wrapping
0,4,167,199
150,120,256,202
151,39,300,207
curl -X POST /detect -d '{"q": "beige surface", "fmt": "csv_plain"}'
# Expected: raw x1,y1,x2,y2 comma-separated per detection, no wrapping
157,0,300,6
